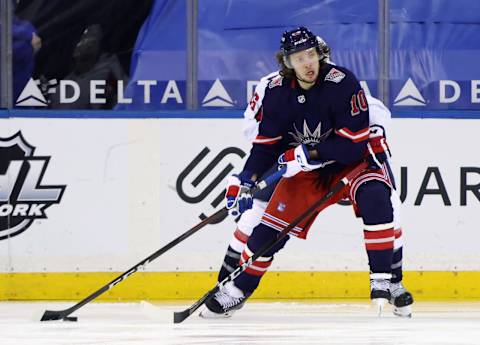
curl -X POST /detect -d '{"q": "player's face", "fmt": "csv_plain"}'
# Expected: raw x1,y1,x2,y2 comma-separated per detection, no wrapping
289,48,320,83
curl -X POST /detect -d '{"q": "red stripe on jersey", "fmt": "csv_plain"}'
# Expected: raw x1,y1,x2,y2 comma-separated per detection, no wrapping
252,135,282,145
234,229,249,244
364,228,394,240
335,127,370,143
365,241,394,250
394,228,403,239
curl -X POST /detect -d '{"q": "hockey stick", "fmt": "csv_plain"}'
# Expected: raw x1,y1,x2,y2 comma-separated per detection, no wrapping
40,168,286,322
173,161,368,323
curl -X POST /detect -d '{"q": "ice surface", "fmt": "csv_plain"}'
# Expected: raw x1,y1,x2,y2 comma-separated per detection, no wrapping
1,301,479,345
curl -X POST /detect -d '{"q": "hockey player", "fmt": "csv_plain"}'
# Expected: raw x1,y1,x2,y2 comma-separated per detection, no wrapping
200,27,413,318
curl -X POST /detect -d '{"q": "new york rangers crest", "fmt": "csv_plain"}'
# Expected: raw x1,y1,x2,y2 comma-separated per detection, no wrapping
325,68,346,83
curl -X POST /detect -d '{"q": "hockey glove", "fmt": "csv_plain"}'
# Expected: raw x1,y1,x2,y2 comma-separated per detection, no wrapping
366,136,391,168
225,172,255,217
278,144,328,178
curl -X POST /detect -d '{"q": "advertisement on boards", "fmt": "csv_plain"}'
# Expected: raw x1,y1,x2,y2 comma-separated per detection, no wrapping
0,118,479,273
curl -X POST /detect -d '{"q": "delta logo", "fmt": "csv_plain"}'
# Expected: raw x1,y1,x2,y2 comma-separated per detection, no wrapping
392,78,480,107
393,78,427,106
15,78,184,107
201,79,235,107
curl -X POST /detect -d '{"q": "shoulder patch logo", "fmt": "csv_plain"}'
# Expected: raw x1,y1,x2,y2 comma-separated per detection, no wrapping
268,76,283,89
324,68,346,83
393,78,426,106
202,79,234,107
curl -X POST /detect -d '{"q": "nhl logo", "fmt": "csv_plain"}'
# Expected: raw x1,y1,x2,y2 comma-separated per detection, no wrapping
0,132,66,240
297,95,306,103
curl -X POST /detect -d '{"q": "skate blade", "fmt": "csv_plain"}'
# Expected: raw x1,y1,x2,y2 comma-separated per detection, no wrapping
393,305,412,318
199,307,235,319
372,298,388,317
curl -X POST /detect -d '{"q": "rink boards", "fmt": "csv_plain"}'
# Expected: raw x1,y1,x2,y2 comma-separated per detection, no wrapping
0,117,479,300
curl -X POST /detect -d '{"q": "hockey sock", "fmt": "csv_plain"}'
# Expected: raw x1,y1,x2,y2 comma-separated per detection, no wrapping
356,181,394,276
217,226,251,282
234,224,289,293
391,245,403,283
218,246,242,282
364,225,394,273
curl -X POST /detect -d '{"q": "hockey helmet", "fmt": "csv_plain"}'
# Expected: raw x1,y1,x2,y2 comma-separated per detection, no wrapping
280,27,327,68
280,26,318,57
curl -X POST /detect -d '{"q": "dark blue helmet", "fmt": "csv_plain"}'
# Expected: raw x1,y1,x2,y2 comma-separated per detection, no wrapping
280,26,318,57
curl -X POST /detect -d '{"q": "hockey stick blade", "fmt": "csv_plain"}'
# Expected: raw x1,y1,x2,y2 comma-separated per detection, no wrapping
174,286,221,323
173,162,368,323
40,168,285,322
173,308,191,324
41,309,78,322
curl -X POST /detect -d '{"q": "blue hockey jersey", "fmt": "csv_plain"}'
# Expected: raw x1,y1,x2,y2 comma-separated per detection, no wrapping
243,63,370,178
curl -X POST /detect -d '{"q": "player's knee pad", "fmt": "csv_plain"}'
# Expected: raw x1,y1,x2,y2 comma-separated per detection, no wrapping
229,200,268,253
236,200,268,236
356,180,393,225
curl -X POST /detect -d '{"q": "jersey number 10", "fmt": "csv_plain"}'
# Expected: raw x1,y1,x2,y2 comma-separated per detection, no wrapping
350,89,368,116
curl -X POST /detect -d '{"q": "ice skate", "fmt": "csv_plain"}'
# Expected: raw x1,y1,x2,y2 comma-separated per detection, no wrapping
370,278,391,316
199,281,250,319
389,282,414,318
